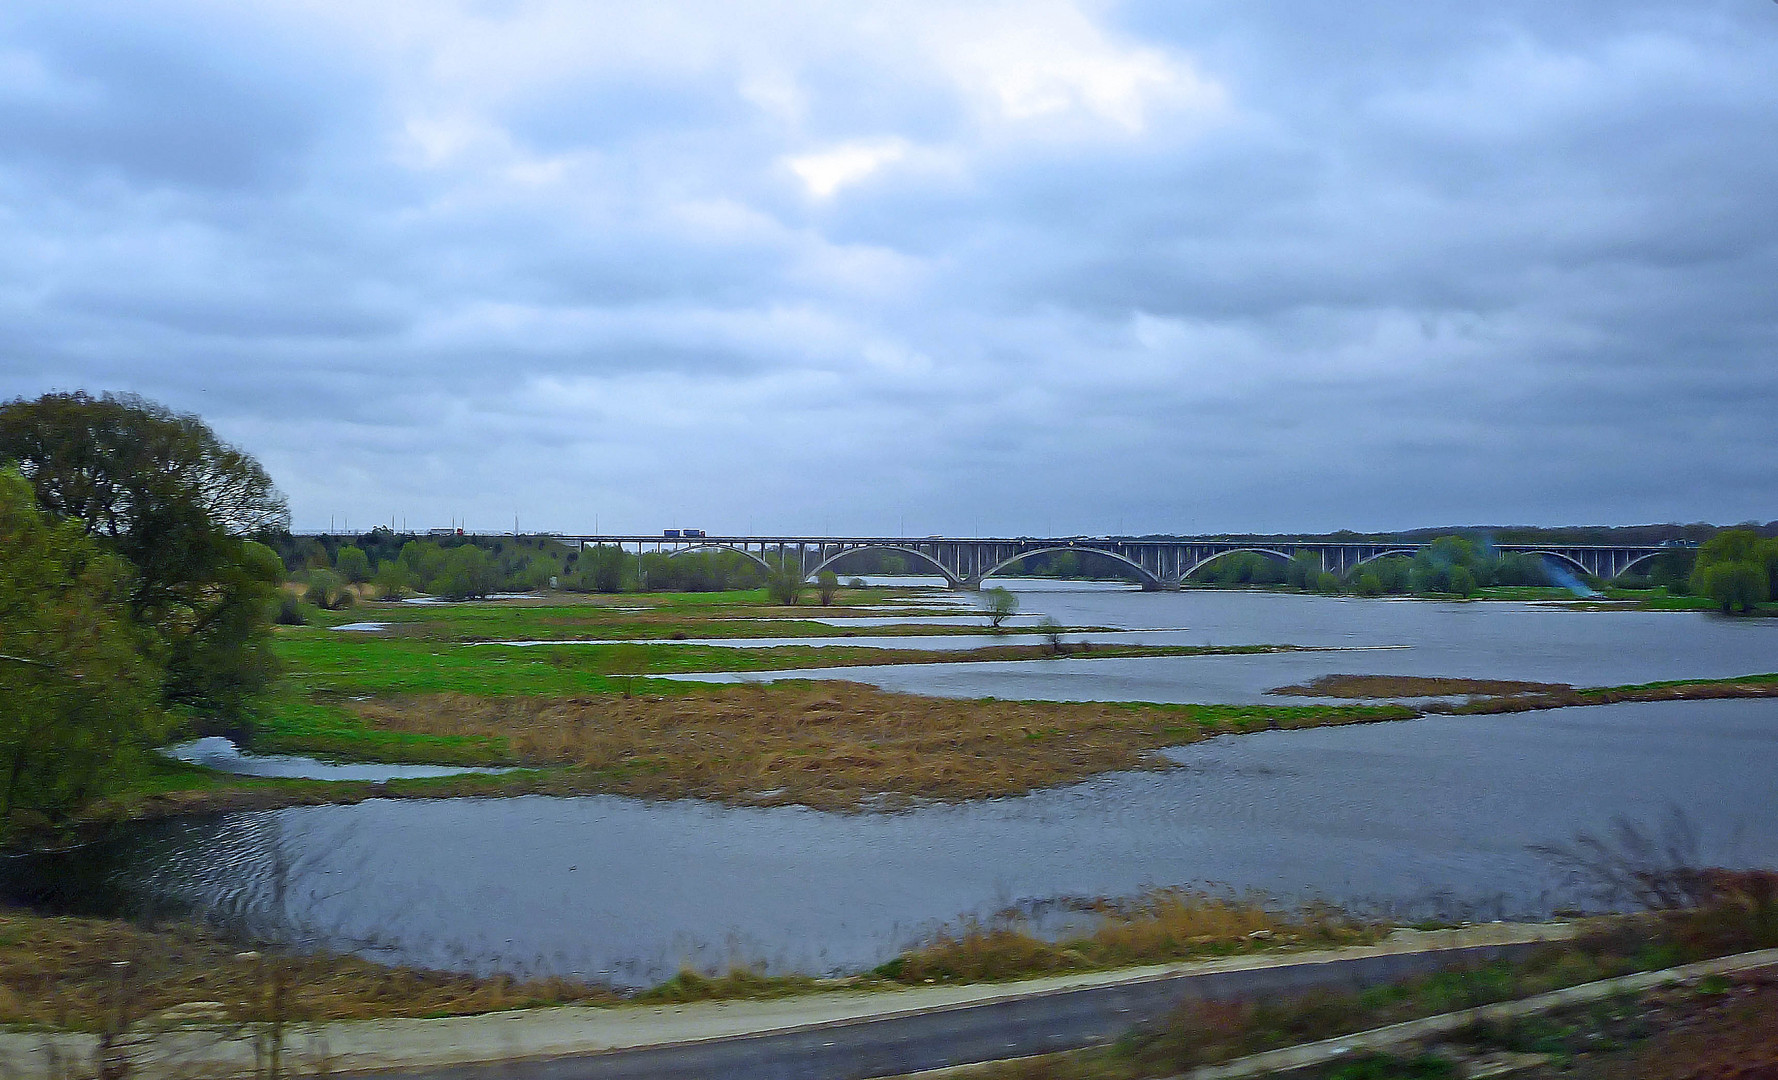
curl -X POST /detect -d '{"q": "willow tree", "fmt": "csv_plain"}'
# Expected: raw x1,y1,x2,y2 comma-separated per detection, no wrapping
0,469,164,822
0,392,287,720
1690,529,1778,614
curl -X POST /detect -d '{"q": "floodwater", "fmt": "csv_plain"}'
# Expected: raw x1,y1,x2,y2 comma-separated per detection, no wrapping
161,738,509,782
7,586,1774,986
669,587,1778,702
10,698,1777,986
481,628,1205,651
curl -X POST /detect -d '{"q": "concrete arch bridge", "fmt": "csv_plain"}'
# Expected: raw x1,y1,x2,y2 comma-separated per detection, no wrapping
564,535,1676,591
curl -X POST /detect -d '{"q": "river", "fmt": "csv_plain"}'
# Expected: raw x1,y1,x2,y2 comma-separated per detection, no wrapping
667,587,1778,702
3,586,1773,986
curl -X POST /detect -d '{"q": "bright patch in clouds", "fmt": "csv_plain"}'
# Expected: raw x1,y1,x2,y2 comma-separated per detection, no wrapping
916,1,1222,131
1,0,1775,534
787,138,910,198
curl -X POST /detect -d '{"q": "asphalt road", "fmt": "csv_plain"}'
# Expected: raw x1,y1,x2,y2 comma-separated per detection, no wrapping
374,942,1541,1080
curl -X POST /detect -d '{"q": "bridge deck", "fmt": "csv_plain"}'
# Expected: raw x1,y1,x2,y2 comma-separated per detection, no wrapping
553,536,1675,588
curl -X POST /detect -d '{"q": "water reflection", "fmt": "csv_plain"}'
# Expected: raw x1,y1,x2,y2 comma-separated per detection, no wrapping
9,699,1774,987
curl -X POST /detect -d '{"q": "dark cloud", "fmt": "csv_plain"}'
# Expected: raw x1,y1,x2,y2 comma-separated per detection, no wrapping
0,0,1774,533
0,4,362,192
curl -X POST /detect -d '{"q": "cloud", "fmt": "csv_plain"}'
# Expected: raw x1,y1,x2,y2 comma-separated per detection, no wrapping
787,138,911,198
0,0,1775,534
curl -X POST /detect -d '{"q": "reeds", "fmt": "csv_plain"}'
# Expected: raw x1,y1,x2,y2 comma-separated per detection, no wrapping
347,684,1409,811
878,890,1379,983
0,909,616,1030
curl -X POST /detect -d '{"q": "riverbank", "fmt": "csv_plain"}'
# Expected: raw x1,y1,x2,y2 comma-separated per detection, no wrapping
948,874,1778,1078
0,894,1498,1030
8,901,1775,1079
0,913,1577,1035
106,684,1416,819
46,671,1772,837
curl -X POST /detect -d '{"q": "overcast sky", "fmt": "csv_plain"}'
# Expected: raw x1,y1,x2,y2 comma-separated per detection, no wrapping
2,1,1774,535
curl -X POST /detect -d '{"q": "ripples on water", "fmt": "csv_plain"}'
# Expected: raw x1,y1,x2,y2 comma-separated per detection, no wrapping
9,698,1776,986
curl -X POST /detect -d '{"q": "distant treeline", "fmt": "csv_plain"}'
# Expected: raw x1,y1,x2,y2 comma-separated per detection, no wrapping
271,531,788,605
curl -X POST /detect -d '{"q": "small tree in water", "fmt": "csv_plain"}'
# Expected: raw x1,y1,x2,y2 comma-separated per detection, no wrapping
600,643,651,698
982,586,1019,628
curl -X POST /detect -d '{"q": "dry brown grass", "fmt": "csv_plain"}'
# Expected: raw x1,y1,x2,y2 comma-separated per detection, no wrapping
0,909,616,1031
348,683,1408,811
1270,674,1778,717
879,890,1380,984
1269,674,1571,698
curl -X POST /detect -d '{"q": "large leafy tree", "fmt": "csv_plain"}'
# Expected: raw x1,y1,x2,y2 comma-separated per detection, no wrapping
0,469,164,821
0,392,288,720
1690,529,1778,614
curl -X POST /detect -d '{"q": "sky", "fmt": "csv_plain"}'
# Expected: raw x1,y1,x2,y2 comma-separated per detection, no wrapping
1,1,1774,536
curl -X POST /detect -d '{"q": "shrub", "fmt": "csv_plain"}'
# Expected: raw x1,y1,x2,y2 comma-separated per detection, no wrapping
303,569,354,610
273,591,307,625
764,559,804,605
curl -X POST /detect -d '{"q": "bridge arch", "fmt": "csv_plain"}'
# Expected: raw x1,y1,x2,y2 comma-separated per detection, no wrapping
1184,547,1294,580
805,544,968,588
1519,550,1595,579
660,543,776,575
978,546,1160,588
1346,549,1420,575
1611,551,1668,580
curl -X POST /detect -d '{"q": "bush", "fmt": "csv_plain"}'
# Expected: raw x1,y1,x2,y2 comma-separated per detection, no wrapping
432,546,499,600
764,559,804,605
304,569,354,610
273,591,307,625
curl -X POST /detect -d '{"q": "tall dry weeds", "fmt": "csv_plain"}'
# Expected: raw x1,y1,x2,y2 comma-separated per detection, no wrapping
0,910,615,1030
879,890,1378,983
349,684,1399,810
